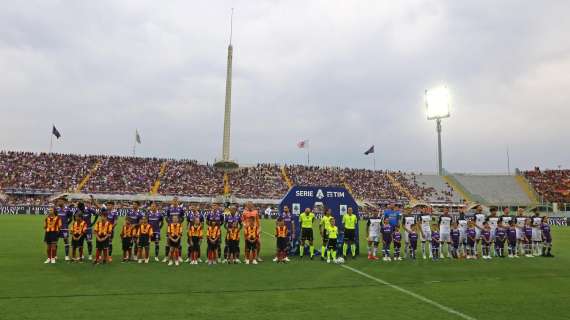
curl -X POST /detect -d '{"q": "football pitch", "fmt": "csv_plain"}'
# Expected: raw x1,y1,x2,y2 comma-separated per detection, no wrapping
1,216,569,320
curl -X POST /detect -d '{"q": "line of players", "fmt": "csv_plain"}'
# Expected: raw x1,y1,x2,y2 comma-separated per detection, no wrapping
43,197,291,266
366,205,554,261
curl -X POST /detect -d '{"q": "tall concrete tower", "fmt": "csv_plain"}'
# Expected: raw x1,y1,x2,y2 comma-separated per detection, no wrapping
215,9,239,171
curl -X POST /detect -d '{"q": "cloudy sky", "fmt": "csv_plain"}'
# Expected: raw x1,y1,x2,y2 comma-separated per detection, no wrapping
1,1,569,173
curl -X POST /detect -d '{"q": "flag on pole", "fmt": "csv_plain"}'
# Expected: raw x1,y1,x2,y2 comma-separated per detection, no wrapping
52,125,61,139
135,130,141,144
297,139,308,149
364,145,375,155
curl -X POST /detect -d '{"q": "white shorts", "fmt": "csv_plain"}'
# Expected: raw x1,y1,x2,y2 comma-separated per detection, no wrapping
420,227,431,241
404,231,410,243
516,228,524,240
440,231,451,242
490,229,496,240
368,235,379,243
459,232,466,244
531,228,542,242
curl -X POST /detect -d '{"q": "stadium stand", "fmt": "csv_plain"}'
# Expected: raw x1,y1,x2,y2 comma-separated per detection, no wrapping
158,160,224,197
524,168,570,203
409,174,463,203
228,164,288,199
452,174,533,206
0,151,96,193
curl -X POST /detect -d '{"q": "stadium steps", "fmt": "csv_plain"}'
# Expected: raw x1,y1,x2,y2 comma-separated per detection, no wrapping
150,161,168,195
515,175,540,204
281,165,293,189
223,173,230,195
442,175,474,203
74,160,101,193
452,175,530,206
386,173,417,202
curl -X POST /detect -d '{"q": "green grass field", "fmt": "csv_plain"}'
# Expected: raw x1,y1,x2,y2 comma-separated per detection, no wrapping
1,216,569,320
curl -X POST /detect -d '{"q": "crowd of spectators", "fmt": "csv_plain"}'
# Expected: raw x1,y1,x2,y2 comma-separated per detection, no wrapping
228,164,288,199
0,151,96,192
524,168,570,203
159,160,224,197
83,156,162,194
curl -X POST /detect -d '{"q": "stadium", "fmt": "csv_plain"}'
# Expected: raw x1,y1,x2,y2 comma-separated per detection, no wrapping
1,2,570,320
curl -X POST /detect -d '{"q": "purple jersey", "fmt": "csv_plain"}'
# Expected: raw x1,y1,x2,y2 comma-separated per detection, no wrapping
280,213,293,231
450,229,460,244
393,231,402,243
524,226,533,239
408,232,418,248
57,207,72,229
507,227,517,243
541,223,551,241
431,231,440,247
225,213,241,227
466,228,476,242
166,206,185,224
482,229,491,242
381,225,393,242
106,210,119,225
82,207,97,228
207,210,223,224
147,211,164,232
186,210,203,224
127,210,143,225
495,227,506,241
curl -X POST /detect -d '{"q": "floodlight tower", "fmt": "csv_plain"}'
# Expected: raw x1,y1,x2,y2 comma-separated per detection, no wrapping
425,86,451,176
215,9,239,171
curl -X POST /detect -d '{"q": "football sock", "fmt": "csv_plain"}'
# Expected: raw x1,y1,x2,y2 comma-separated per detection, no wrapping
87,241,93,255
342,243,348,256
299,245,304,257
108,244,113,256
64,241,70,256
332,251,337,260
322,245,326,257
309,245,314,257
350,244,355,256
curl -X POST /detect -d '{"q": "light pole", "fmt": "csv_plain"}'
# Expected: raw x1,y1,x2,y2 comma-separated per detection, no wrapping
425,86,451,176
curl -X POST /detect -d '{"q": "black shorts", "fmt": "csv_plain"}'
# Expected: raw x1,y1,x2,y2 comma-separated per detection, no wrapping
344,229,356,242
138,235,150,248
229,240,239,253
168,239,181,248
327,238,337,250
85,228,93,241
151,232,161,242
59,229,69,239
277,237,287,251
44,231,59,244
208,240,220,251
322,231,329,243
189,236,201,250
96,239,109,250
246,240,257,251
71,236,85,247
301,228,313,241
122,237,132,251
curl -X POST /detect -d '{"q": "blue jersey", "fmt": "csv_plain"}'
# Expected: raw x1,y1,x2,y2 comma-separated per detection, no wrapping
541,223,551,241
524,226,533,239
507,227,517,243
280,213,293,231
482,230,491,242
166,206,185,224
467,228,476,241
384,210,401,227
147,211,164,232
450,229,460,243
57,207,73,229
393,231,402,243
408,231,418,245
495,227,506,241
431,231,440,245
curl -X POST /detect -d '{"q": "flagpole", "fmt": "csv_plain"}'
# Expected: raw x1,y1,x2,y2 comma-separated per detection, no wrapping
49,133,53,153
133,139,136,156
307,148,310,166
373,153,376,171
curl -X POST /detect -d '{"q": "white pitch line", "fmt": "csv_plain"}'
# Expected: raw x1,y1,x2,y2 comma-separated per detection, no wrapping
340,264,477,320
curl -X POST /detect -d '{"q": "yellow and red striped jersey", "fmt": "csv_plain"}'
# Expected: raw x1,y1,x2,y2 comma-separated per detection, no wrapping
168,223,182,237
228,228,240,241
244,225,258,240
120,224,135,238
94,221,113,237
207,226,221,240
71,221,87,236
276,225,288,238
44,216,62,232
188,225,203,237
137,223,153,237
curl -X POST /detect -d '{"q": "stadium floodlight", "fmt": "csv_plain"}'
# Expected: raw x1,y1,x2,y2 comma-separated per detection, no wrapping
425,86,451,176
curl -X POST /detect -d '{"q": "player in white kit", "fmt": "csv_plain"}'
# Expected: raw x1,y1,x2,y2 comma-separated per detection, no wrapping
420,210,432,259
531,210,543,256
366,212,382,260
474,206,486,256
515,208,527,256
438,207,453,259
487,207,500,256
402,207,417,259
